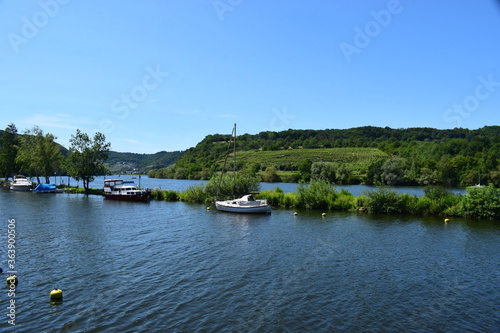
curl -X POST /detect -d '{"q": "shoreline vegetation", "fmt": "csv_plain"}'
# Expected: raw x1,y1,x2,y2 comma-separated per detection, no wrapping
152,179,500,221
4,177,499,220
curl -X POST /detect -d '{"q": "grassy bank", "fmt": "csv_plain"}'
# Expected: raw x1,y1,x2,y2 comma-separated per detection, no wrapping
151,180,500,220
62,187,104,195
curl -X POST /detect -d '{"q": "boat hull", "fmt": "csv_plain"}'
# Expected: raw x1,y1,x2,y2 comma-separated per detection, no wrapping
10,184,32,191
104,193,150,202
215,202,271,214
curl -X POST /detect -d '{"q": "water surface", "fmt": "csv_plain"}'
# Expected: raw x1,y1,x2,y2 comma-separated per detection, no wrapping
0,186,498,332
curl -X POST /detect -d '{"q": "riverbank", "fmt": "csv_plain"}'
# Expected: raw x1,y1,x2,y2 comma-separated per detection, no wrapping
17,179,498,220
149,180,500,221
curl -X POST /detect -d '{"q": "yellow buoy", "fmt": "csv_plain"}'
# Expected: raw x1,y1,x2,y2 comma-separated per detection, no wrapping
206,207,211,210
444,218,450,223
6,275,17,286
293,212,298,216
50,289,63,300
322,213,326,217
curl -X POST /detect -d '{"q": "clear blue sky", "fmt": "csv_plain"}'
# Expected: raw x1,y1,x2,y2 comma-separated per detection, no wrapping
1,0,499,153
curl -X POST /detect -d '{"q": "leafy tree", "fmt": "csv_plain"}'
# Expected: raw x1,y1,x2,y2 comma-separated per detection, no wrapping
297,158,312,181
16,126,64,183
365,159,385,185
463,184,500,219
262,166,280,182
311,161,336,182
0,123,19,179
66,130,111,192
381,158,406,186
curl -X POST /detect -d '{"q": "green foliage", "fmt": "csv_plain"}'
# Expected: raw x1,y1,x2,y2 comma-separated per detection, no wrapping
66,130,111,192
297,179,338,210
0,123,19,178
106,150,183,173
143,125,500,185
205,173,261,200
144,178,500,220
262,166,280,182
462,184,500,220
151,189,180,201
381,158,406,186
178,184,207,203
16,126,64,183
364,189,418,214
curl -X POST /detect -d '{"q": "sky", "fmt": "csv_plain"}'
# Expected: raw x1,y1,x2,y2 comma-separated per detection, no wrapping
1,0,499,153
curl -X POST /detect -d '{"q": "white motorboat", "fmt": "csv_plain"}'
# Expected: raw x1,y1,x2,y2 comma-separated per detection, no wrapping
216,194,271,214
10,176,33,191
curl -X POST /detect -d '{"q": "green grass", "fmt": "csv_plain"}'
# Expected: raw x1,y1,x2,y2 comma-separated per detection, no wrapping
236,147,387,168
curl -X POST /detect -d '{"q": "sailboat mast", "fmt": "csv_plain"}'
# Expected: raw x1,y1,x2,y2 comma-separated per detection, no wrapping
233,123,237,196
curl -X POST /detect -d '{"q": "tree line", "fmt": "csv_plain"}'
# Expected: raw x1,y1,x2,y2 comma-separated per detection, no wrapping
148,125,500,187
0,124,110,192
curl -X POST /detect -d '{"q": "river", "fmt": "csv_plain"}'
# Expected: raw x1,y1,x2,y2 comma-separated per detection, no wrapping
52,175,466,197
0,179,498,332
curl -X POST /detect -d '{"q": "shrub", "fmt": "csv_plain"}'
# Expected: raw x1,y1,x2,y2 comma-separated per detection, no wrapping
462,184,500,220
365,189,417,214
206,173,261,200
164,190,180,201
179,184,208,203
328,189,355,211
297,179,337,210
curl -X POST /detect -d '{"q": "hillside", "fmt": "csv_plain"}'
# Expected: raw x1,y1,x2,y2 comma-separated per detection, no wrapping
105,150,184,174
148,125,500,186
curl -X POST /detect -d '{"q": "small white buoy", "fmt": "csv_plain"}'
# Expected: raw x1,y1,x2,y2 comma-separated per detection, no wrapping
293,212,298,216
322,213,326,217
444,218,449,223
206,207,211,210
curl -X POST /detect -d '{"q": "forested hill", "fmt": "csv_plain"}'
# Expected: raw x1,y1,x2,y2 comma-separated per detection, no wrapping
106,151,184,173
148,125,500,187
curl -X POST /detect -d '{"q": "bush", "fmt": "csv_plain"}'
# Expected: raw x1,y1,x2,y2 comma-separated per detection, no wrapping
206,173,260,200
330,190,356,211
365,189,417,214
151,189,180,201
179,184,208,203
462,184,500,220
297,179,337,210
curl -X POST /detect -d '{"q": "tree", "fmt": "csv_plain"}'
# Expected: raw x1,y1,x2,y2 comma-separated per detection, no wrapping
311,161,336,183
297,158,312,181
381,158,406,186
16,126,64,183
262,166,280,182
365,159,385,185
67,130,111,192
0,123,19,179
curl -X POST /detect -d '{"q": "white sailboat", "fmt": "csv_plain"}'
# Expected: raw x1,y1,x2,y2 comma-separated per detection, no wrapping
214,124,271,214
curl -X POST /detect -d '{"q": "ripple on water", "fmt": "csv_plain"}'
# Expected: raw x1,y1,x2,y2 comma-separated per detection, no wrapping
1,190,499,332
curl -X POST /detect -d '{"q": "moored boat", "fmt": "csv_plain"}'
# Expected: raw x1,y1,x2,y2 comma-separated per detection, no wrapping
10,176,33,191
34,183,62,193
216,194,271,214
214,124,272,214
103,179,150,201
